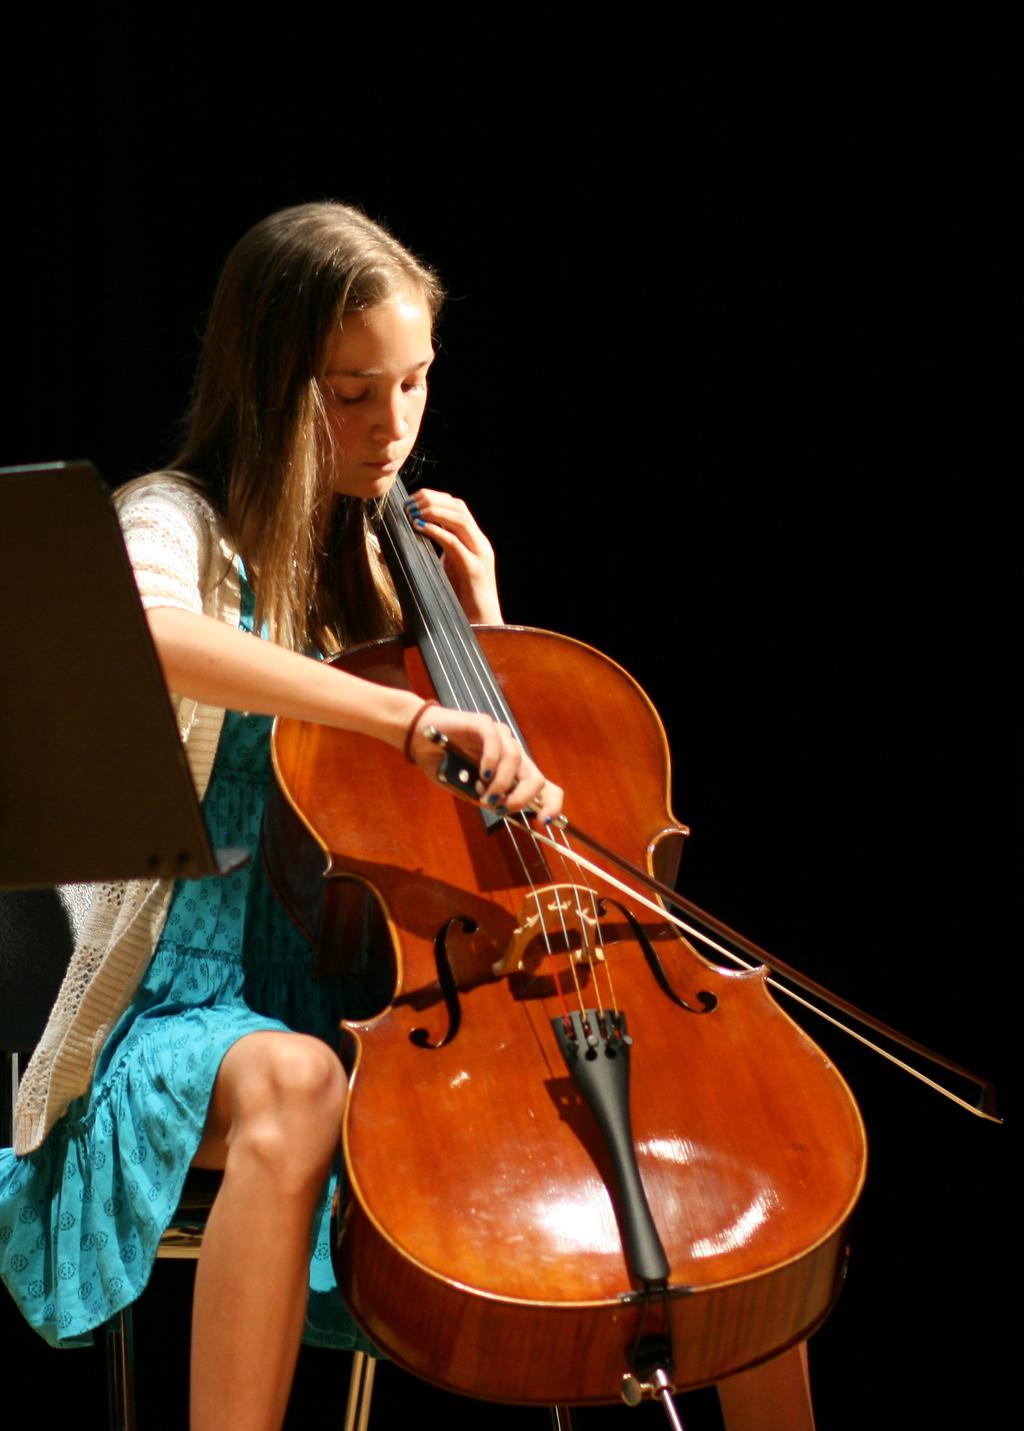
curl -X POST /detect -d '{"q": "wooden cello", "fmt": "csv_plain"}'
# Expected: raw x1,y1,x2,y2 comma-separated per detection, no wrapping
264,480,867,1407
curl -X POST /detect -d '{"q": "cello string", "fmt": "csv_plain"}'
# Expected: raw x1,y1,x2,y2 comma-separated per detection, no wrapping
377,514,463,708
495,822,574,1018
383,497,598,1019
386,493,607,1012
382,486,511,721
497,786,610,1018
496,801,617,1020
387,492,516,725
547,822,619,1009
385,488,620,1025
498,820,590,1019
530,820,617,1020
498,790,622,1020
525,826,999,1120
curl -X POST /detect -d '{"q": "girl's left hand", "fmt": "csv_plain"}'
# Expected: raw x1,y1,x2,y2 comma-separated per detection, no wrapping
404,489,503,625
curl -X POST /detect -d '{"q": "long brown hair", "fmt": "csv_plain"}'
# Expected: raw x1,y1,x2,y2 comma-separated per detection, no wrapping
173,202,444,652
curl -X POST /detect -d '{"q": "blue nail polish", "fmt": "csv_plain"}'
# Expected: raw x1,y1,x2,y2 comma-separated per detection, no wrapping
482,769,494,781
415,519,426,528
487,794,498,805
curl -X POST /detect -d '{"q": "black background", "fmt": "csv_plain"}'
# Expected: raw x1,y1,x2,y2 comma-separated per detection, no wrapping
3,21,1013,1429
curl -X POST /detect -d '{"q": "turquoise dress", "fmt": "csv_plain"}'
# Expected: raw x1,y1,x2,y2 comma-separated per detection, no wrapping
0,574,376,1352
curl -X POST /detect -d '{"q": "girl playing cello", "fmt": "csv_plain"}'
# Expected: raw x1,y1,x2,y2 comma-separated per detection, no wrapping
1,201,811,1429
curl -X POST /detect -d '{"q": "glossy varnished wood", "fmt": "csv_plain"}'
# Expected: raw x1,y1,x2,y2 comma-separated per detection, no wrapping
268,627,866,1404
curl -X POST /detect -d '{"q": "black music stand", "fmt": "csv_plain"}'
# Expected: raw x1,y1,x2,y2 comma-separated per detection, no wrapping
0,460,248,890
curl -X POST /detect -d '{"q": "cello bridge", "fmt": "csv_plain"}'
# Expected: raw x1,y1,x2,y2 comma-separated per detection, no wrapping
492,884,606,977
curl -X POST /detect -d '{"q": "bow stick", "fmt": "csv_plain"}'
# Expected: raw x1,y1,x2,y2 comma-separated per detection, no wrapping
428,730,1001,1124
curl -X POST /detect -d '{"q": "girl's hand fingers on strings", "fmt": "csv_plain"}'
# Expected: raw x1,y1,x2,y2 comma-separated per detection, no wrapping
405,489,490,554
404,489,502,625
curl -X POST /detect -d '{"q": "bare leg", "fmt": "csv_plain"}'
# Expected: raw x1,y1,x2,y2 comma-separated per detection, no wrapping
717,1343,814,1431
188,1031,347,1431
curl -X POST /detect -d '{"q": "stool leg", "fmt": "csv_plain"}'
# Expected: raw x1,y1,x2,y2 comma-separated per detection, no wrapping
344,1350,377,1431
716,1343,814,1431
105,1306,138,1431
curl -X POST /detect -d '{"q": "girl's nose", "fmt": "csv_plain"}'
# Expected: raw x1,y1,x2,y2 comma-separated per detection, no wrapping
373,391,409,440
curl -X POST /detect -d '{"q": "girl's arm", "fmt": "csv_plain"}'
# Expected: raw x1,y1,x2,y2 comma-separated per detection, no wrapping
147,607,561,820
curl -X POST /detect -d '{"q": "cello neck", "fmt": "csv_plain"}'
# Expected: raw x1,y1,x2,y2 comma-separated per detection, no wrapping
376,479,530,750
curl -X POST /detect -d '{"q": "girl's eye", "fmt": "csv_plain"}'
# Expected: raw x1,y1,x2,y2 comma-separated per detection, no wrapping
331,389,368,406
403,379,427,394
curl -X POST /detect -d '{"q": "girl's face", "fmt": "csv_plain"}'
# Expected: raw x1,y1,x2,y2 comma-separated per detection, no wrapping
322,295,434,500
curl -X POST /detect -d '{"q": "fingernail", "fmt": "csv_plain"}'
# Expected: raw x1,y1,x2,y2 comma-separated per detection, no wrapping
482,768,494,780
487,795,498,805
543,815,553,825
415,518,426,528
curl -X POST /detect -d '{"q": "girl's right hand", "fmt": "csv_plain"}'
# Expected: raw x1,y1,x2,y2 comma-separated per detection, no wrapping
405,703,563,825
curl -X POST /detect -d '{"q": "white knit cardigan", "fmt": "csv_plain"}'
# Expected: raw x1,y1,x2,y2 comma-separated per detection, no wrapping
14,473,241,1155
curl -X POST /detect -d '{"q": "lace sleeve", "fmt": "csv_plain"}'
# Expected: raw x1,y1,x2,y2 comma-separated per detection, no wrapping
115,476,215,614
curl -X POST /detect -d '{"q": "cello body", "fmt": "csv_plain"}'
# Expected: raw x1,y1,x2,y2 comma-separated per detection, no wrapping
266,625,866,1405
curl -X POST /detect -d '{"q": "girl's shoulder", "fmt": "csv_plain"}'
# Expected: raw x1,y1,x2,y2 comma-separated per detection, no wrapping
115,471,237,617
114,470,223,534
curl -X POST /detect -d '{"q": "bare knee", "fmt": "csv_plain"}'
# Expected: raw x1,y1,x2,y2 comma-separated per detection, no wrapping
256,1036,346,1112
213,1034,346,1190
